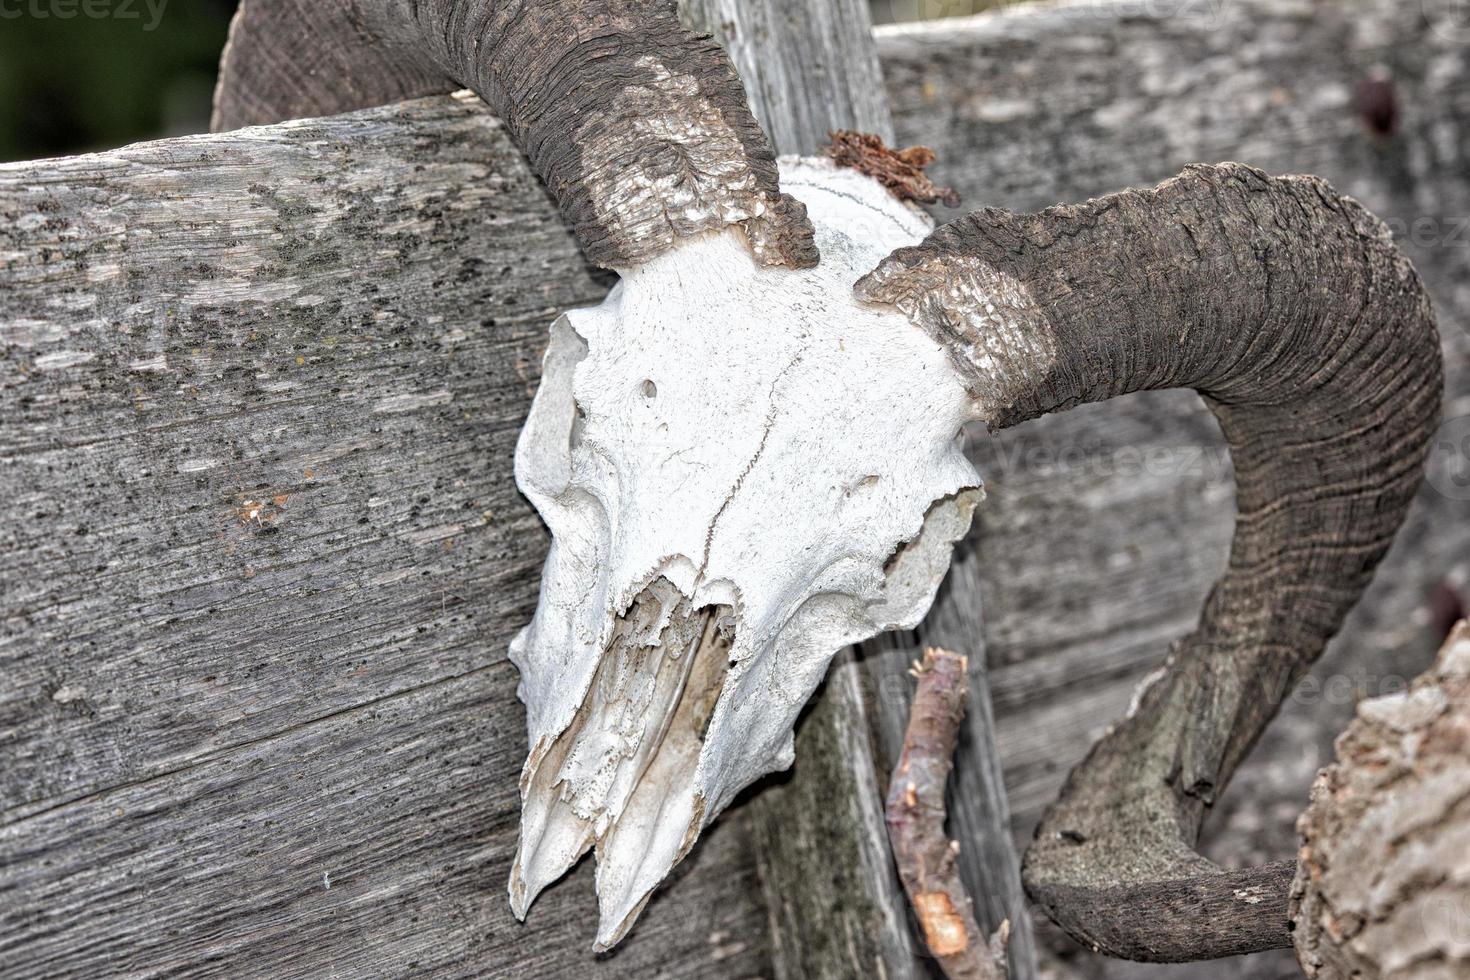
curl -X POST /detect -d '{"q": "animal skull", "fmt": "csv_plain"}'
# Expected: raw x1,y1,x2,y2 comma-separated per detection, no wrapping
507,159,983,947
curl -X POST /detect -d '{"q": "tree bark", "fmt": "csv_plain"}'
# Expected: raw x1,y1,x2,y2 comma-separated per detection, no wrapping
1291,621,1470,979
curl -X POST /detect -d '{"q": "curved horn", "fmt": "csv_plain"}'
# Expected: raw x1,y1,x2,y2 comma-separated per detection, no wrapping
213,0,817,270
857,163,1443,961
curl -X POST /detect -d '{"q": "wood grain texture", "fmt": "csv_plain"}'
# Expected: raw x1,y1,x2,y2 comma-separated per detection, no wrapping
0,93,772,978
681,0,896,154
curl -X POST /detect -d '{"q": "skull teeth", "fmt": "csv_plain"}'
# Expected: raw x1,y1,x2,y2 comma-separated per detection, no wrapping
511,583,734,931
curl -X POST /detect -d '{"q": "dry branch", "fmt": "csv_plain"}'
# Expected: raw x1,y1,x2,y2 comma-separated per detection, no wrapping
886,648,1010,980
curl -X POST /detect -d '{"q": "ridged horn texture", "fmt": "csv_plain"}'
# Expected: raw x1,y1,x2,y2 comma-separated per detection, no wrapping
857,163,1443,961
212,0,818,270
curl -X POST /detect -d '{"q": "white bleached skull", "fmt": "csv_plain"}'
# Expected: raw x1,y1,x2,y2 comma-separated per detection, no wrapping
508,159,983,948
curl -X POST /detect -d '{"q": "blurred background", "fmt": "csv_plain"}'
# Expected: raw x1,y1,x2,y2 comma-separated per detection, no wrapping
0,0,1011,163
0,0,236,162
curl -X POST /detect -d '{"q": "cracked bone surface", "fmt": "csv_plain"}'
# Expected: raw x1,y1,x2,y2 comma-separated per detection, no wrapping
507,158,983,948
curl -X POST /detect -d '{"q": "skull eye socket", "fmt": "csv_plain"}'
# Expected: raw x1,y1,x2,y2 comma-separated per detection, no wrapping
640,379,657,399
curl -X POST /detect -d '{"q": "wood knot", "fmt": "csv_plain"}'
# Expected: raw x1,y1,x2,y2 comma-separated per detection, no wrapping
234,493,291,529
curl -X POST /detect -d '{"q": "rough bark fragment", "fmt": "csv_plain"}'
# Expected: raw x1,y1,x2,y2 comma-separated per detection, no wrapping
886,648,1010,980
859,163,1444,960
827,130,960,207
1291,620,1470,980
214,0,817,270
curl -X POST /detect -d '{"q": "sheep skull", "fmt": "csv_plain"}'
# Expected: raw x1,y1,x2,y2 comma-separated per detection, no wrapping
508,159,982,948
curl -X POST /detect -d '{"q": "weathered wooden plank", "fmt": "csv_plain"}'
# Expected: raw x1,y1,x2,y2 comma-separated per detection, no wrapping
0,667,767,978
881,1,1470,975
681,0,895,152
0,92,772,977
0,94,578,811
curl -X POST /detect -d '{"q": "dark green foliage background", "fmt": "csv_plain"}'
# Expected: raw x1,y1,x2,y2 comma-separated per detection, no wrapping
0,0,236,163
0,0,985,164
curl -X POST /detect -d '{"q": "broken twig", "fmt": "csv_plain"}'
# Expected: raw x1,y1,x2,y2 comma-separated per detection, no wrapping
885,647,1009,979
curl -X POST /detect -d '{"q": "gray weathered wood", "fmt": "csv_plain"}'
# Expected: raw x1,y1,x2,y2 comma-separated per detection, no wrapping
681,0,895,152
0,93,772,978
